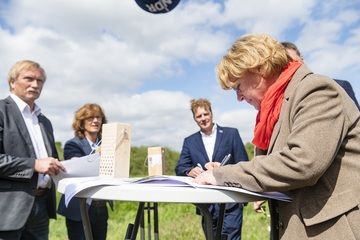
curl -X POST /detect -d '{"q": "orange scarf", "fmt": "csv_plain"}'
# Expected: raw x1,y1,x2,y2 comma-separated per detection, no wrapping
252,61,301,150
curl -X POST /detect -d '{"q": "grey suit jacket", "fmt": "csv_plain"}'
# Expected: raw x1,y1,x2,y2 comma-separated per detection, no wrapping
213,65,360,239
0,96,58,231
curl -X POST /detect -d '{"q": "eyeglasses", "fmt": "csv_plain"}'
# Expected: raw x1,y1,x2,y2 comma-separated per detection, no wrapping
232,83,240,91
232,82,242,94
86,116,102,122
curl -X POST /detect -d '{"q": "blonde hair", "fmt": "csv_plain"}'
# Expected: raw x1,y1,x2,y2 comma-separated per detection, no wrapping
216,33,290,90
72,103,108,138
7,60,46,90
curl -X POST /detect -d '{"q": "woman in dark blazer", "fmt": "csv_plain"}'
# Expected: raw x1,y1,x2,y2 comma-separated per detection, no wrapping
58,103,110,240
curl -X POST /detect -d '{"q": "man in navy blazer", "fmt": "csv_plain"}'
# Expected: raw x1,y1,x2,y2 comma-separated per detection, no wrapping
175,98,248,240
282,42,360,110
0,60,65,239
334,79,360,109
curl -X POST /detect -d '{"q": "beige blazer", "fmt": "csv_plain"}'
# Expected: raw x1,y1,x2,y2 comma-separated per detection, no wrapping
213,65,360,239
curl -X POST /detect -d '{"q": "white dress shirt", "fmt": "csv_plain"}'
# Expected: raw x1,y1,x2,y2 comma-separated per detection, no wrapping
10,93,51,188
200,124,217,162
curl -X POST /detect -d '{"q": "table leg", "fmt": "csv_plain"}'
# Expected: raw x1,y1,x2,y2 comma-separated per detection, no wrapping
215,204,226,240
124,202,145,240
147,202,152,240
140,205,145,240
79,198,93,240
154,203,159,240
194,204,214,240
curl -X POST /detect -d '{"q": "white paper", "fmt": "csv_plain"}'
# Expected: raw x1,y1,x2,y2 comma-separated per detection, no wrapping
58,175,291,206
61,176,129,206
51,153,101,187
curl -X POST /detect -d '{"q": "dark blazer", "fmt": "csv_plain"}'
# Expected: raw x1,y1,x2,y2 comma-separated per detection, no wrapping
175,125,248,176
0,96,58,231
334,79,360,110
57,136,94,221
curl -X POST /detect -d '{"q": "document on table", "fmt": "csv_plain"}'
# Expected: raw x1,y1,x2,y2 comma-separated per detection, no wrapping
131,175,291,202
51,153,101,187
58,175,291,206
61,177,129,206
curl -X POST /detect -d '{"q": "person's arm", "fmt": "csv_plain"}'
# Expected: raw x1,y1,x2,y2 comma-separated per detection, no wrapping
175,139,195,176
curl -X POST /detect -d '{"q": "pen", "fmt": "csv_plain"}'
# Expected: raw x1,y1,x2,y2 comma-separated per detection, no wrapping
197,163,203,170
220,154,231,166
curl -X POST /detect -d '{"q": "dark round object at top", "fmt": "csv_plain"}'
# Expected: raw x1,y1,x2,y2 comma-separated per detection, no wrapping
135,0,181,14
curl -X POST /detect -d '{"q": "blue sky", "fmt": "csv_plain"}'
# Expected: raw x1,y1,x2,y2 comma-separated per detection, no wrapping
0,0,359,151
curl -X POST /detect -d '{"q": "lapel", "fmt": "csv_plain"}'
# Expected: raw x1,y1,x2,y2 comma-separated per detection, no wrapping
6,97,35,156
79,137,93,155
194,132,210,162
38,114,53,156
212,125,223,161
267,65,313,153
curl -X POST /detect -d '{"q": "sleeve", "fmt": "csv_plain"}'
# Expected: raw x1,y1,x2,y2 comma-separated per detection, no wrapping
0,104,35,181
63,139,86,160
175,139,194,176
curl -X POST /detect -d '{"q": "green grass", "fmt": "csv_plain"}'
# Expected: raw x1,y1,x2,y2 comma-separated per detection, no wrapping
50,196,270,240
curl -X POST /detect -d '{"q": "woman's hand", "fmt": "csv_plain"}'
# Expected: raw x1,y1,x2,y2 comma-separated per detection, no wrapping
253,200,267,213
205,162,220,169
193,169,218,185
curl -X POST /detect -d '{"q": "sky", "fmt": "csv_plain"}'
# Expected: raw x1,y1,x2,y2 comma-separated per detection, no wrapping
0,0,359,152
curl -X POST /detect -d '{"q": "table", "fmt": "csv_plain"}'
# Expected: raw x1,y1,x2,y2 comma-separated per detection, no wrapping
57,178,266,240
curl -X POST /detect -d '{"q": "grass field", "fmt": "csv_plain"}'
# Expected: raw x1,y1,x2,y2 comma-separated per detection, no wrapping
50,197,270,240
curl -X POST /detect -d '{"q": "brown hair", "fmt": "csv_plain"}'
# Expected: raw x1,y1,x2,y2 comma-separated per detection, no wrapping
190,98,212,116
281,41,302,57
72,103,108,138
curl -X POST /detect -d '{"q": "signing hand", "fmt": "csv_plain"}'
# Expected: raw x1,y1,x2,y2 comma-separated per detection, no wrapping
204,161,220,169
193,169,218,185
188,166,204,178
34,157,66,176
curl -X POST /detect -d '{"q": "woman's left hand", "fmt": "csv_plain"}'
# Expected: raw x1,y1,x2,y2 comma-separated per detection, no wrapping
193,169,218,185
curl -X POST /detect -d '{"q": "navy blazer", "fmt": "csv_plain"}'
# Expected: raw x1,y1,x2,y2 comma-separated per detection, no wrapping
175,125,248,176
57,136,93,221
0,96,58,231
334,79,360,110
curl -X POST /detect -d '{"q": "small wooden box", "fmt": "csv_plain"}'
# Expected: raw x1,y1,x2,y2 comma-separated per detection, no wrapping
147,147,165,176
99,123,131,178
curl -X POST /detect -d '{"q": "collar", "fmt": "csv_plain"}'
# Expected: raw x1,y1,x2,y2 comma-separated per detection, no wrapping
10,93,41,116
200,123,217,137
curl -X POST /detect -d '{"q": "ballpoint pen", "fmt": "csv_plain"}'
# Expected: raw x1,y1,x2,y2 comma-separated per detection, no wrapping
197,163,203,170
220,154,231,166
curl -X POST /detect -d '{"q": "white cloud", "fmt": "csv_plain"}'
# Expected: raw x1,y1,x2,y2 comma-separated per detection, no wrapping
0,0,359,153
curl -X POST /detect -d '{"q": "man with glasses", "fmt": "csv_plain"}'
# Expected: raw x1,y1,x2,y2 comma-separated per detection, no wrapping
58,103,112,240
